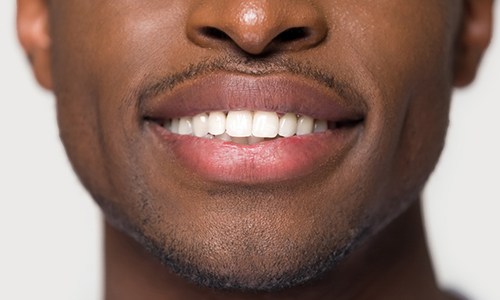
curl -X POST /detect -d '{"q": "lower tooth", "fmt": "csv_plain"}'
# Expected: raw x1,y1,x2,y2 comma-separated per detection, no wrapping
216,133,232,141
231,137,249,145
248,136,264,144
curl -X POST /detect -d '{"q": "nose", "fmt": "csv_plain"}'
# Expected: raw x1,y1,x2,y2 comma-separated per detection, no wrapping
186,0,328,55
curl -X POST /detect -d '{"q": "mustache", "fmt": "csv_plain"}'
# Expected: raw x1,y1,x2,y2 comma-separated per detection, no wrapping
134,55,366,108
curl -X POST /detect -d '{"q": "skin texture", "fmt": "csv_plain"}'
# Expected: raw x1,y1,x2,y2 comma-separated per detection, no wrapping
17,0,493,299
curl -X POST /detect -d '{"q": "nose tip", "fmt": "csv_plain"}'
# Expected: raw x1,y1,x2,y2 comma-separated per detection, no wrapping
187,1,328,55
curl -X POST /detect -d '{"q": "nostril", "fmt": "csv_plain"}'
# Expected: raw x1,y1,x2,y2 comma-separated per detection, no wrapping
274,27,310,43
200,27,231,41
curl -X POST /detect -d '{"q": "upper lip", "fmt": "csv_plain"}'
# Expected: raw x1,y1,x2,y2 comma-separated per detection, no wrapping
141,72,367,124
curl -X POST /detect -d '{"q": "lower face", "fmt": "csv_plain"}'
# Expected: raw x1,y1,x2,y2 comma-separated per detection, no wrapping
50,0,459,291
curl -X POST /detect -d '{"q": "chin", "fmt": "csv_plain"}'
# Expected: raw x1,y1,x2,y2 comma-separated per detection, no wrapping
142,232,360,292
104,203,372,293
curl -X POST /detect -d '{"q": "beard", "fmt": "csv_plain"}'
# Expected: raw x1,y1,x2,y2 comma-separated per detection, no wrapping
97,190,374,293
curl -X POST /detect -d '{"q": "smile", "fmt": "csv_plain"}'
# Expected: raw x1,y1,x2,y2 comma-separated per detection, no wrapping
162,110,336,145
143,73,366,183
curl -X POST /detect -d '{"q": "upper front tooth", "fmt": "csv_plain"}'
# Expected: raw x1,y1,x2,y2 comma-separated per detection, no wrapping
226,111,253,137
296,115,314,135
278,113,298,137
178,117,193,135
192,113,209,137
252,111,279,138
208,111,226,135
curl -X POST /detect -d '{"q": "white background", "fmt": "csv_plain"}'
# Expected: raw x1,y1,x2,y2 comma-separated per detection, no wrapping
1,2,498,300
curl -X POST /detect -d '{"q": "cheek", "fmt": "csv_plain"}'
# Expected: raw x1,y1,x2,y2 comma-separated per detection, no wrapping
388,80,452,197
318,1,457,210
51,5,189,147
365,6,455,197
49,1,188,206
370,8,454,202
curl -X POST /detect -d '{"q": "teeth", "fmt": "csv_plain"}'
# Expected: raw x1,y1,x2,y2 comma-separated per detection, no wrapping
165,111,331,143
192,113,209,137
169,118,180,134
314,120,328,133
226,111,253,137
252,111,279,138
215,132,231,142
178,117,193,135
215,132,232,141
296,115,314,136
248,136,264,144
278,113,298,137
231,137,249,145
208,111,226,135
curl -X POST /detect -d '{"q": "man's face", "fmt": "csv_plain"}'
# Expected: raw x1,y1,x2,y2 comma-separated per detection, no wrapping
22,0,472,291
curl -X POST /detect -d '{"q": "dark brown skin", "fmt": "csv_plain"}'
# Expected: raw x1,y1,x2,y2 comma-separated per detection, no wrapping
17,0,493,299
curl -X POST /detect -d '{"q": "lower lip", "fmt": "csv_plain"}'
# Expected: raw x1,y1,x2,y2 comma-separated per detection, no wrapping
149,123,361,184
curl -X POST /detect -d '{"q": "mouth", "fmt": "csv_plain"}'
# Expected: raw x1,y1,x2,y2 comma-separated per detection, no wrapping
142,73,366,184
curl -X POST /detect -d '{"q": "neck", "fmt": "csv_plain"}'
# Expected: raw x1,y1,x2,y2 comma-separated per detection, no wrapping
104,201,451,300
